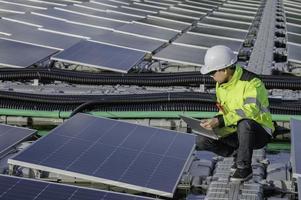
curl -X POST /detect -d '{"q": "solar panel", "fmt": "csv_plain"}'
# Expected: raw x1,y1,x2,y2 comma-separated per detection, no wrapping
3,13,65,28
287,24,301,35
136,17,190,32
0,38,58,68
189,26,247,40
90,32,165,53
198,18,250,31
290,118,301,177
176,4,211,13
51,41,145,73
107,7,150,18
148,12,196,24
0,2,34,14
122,4,161,13
8,113,195,197
0,124,36,157
153,44,207,66
286,17,301,26
297,177,301,197
173,33,243,53
210,12,254,23
0,175,156,200
114,23,179,42
32,17,110,39
179,1,218,9
0,20,80,50
287,43,301,64
26,9,125,30
217,7,256,16
53,6,140,23
160,7,206,20
288,33,301,45
0,0,48,10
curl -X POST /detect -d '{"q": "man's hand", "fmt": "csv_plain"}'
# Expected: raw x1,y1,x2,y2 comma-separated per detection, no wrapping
200,118,219,130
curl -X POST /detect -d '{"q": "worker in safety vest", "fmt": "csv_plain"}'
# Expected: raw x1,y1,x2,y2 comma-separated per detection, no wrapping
197,45,274,181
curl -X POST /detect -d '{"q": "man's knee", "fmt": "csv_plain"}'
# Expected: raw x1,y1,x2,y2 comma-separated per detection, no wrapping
237,119,256,133
195,135,214,150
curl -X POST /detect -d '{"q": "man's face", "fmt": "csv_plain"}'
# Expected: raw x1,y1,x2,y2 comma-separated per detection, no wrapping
209,69,229,84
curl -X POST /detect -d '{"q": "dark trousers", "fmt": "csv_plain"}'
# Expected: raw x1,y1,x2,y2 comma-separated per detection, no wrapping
196,119,271,169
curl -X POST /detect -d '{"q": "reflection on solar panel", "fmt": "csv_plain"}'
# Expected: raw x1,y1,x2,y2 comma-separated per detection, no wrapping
9,113,195,197
107,7,150,18
189,26,247,40
0,124,36,157
153,44,207,66
287,43,301,64
290,118,301,177
0,175,156,200
135,18,190,32
0,38,58,68
90,32,165,53
115,23,179,42
173,33,242,53
51,40,145,73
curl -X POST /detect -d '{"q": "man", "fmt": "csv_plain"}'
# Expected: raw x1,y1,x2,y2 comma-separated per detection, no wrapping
198,45,274,181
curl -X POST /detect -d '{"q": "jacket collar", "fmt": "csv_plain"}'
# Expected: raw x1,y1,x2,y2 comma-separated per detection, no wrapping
217,64,243,88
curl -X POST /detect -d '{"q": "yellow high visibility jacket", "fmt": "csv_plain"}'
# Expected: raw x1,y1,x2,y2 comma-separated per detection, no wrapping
215,65,275,136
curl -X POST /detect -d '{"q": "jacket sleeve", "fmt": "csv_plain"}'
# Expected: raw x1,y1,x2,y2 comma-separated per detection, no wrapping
221,79,266,127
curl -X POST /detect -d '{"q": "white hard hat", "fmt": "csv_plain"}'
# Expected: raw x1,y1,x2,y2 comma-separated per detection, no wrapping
201,45,237,74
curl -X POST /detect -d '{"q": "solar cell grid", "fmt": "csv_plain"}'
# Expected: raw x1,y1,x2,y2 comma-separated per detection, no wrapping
153,44,207,66
90,32,165,53
0,175,157,200
0,124,36,157
290,118,301,177
173,33,243,53
0,38,58,68
51,40,145,73
9,114,195,197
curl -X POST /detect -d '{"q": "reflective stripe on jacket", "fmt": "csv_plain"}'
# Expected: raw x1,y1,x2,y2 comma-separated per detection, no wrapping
216,65,275,135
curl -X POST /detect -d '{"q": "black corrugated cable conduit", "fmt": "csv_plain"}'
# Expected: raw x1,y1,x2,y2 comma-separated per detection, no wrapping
0,68,301,90
0,91,300,115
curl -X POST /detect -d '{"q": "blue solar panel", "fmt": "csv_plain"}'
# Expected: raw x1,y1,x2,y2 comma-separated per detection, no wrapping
114,23,179,42
153,44,207,66
0,38,58,68
290,118,301,177
51,41,146,73
0,124,36,157
90,32,165,53
0,175,156,200
9,113,195,197
173,33,243,53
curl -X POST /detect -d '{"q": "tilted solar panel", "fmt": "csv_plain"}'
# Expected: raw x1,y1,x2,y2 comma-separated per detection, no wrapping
290,118,301,177
0,175,157,200
153,44,207,66
173,33,243,53
0,38,58,68
9,113,195,197
0,124,36,157
90,32,165,53
51,41,145,73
